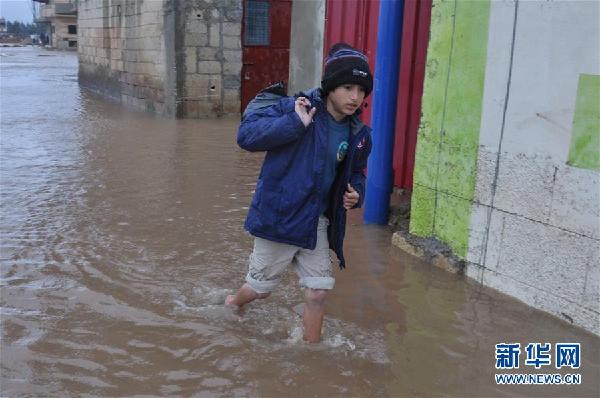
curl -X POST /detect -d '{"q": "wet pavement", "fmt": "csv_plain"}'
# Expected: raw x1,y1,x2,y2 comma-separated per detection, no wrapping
1,47,599,397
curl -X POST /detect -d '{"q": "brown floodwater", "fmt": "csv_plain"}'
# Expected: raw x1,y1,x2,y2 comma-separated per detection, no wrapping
1,47,599,397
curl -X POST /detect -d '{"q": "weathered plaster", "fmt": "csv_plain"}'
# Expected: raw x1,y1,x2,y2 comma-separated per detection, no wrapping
548,164,600,239
498,0,599,162
410,0,490,257
465,0,600,335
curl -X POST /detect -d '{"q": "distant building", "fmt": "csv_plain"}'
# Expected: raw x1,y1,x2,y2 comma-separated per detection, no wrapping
0,18,7,33
34,0,77,50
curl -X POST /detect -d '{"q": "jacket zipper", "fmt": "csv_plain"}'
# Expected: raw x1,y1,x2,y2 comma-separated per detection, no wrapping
310,108,328,248
329,128,368,250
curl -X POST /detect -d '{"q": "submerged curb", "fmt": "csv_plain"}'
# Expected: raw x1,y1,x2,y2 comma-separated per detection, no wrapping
391,229,465,275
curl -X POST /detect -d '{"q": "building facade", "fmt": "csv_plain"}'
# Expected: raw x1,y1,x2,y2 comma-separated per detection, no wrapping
35,0,78,50
410,0,599,335
77,0,328,118
78,0,243,116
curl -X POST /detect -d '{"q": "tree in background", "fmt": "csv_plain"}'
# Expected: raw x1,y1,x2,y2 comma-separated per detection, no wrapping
5,20,45,36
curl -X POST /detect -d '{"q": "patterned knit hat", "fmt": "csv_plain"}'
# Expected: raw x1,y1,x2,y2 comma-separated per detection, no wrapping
321,43,373,97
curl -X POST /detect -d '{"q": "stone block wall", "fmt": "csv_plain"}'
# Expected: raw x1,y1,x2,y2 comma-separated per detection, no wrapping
179,0,242,117
78,0,243,118
78,0,168,113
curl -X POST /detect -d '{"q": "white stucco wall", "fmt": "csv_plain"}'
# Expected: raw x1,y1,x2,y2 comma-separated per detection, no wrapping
467,0,600,335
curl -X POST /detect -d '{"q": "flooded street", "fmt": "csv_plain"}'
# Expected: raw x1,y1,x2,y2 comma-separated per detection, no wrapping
1,47,599,397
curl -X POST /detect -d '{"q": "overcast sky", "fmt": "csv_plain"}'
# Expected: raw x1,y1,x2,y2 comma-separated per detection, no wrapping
1,0,35,23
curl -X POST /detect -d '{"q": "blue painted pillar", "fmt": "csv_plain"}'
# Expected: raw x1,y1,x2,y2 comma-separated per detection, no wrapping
364,0,405,224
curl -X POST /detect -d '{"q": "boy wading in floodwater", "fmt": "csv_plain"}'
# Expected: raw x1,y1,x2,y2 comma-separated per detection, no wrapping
226,43,373,343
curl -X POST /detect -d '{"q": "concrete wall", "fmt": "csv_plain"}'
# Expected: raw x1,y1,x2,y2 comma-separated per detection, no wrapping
410,0,599,335
288,0,326,95
78,0,242,118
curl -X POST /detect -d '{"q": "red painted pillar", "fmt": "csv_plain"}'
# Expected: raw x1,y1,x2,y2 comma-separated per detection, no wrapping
323,0,380,125
393,0,432,190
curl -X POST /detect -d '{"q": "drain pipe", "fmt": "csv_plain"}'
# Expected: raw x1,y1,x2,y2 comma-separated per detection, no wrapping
364,0,405,224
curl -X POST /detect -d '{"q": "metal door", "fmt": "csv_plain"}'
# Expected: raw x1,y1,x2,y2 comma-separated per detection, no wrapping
393,0,432,189
324,0,380,126
324,0,432,190
241,0,292,112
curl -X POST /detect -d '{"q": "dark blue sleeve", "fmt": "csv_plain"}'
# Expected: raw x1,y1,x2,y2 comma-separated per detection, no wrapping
350,133,372,209
237,97,306,152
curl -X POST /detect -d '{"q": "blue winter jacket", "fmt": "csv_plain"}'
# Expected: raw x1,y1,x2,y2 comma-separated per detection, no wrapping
237,88,372,269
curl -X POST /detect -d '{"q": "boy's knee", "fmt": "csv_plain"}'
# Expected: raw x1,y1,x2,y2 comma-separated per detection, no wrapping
304,288,327,306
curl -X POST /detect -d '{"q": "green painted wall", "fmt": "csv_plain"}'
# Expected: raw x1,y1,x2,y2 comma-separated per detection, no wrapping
567,74,600,172
410,0,490,258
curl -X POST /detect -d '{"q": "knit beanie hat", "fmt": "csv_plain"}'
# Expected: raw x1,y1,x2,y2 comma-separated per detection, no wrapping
321,43,373,97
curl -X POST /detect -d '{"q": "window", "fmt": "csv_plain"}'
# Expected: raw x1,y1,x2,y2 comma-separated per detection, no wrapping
68,25,77,34
244,0,270,46
68,40,77,48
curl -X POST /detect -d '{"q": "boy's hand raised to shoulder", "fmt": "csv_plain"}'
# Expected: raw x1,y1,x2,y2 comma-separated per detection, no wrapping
295,97,316,127
343,184,360,210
